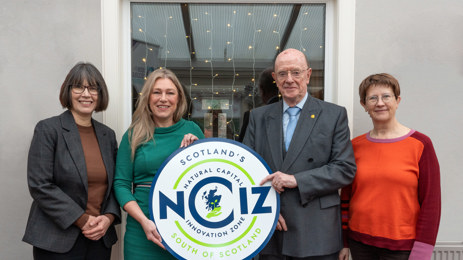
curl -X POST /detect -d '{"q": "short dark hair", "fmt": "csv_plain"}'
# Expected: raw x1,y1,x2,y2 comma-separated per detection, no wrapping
258,67,279,103
359,73,400,105
59,62,109,112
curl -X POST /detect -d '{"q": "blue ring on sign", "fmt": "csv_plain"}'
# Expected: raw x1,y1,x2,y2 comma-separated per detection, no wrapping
149,138,280,260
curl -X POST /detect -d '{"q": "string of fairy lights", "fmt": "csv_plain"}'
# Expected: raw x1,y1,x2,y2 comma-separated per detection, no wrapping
251,6,257,110
226,9,237,134
133,4,322,139
139,7,148,81
163,15,171,68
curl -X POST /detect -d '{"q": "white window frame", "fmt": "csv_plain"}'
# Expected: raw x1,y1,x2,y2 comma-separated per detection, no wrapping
102,0,355,140
101,1,354,259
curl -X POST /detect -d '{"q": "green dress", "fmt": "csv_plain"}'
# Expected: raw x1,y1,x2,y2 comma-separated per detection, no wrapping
114,119,204,260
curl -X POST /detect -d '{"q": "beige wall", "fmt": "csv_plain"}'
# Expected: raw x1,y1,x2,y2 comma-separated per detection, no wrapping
0,0,103,259
353,0,463,241
1,0,462,259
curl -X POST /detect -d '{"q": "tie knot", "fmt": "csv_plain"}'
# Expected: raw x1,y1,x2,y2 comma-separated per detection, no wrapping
287,107,300,117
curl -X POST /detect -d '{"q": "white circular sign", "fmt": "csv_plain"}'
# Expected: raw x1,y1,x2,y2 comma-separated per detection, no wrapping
150,138,279,260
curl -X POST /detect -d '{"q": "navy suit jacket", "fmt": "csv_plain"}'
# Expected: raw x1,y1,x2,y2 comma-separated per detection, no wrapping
23,110,121,253
243,95,356,257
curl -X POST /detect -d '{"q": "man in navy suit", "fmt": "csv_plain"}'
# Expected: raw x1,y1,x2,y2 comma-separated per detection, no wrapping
243,49,356,260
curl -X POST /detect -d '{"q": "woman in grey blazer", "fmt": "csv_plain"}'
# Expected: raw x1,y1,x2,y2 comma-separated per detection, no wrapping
23,62,121,259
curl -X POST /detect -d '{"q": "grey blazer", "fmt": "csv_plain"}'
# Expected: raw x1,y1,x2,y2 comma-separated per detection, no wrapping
23,110,121,253
243,95,356,257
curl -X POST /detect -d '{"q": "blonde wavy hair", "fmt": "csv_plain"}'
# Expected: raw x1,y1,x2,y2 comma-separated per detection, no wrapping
128,68,187,159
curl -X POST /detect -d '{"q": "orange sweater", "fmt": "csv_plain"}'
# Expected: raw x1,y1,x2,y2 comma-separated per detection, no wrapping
341,130,441,259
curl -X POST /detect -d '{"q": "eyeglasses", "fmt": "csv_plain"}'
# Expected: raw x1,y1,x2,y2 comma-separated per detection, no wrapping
71,84,99,95
276,68,307,80
366,94,395,104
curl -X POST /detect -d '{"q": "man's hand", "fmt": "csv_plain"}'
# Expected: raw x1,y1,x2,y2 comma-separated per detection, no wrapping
260,171,297,193
275,214,288,231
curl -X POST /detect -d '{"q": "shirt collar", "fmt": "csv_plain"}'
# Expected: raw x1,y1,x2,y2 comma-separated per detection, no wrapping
283,92,308,112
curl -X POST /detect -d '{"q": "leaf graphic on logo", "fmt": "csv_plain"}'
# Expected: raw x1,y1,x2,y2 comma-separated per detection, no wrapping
206,207,222,218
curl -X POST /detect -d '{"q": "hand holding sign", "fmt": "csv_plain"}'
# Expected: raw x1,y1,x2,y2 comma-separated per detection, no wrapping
141,218,165,250
260,171,297,194
150,138,279,260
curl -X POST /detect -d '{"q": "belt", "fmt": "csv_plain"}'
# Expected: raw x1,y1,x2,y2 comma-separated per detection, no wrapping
134,182,152,189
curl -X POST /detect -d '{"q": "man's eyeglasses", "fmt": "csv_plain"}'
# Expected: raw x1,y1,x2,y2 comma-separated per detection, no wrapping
71,85,99,95
276,68,307,80
366,94,395,104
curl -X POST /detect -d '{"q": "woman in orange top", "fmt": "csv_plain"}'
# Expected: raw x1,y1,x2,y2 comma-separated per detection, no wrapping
339,73,441,260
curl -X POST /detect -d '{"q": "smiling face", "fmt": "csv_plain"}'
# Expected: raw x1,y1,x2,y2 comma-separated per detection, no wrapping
149,78,179,127
70,80,98,119
362,84,401,123
273,49,312,106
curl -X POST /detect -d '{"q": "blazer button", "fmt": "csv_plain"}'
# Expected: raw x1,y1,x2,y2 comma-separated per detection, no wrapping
307,158,314,162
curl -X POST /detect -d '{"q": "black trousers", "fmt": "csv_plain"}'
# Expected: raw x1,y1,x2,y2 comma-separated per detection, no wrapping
349,239,410,260
259,252,339,260
33,233,111,260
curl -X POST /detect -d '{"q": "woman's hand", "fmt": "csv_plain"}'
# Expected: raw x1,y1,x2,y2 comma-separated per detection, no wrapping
338,248,350,260
141,218,165,249
82,215,111,241
123,201,166,249
180,133,199,147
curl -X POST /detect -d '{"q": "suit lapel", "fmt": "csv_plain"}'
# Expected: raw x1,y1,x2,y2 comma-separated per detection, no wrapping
282,96,321,171
265,103,284,169
93,120,113,199
61,110,88,193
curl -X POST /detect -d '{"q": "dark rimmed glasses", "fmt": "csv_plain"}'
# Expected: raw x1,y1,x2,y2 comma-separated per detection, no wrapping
71,84,99,95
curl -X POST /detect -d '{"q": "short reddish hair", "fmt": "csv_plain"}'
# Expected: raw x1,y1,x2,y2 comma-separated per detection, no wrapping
359,73,400,105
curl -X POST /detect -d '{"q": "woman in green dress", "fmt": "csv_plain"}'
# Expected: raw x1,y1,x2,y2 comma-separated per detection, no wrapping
114,69,204,260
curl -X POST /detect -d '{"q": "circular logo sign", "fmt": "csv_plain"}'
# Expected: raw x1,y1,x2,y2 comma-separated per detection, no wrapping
150,138,279,260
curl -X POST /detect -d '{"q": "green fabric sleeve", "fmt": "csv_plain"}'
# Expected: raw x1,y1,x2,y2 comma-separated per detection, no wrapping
114,131,136,210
